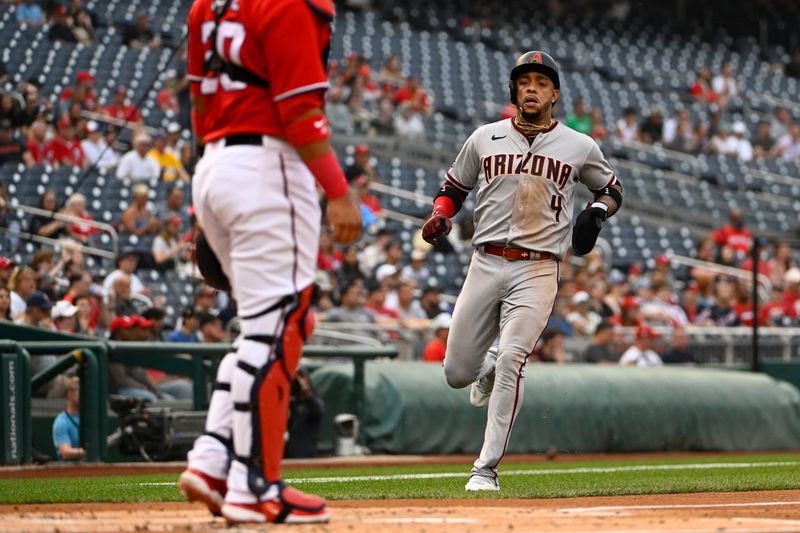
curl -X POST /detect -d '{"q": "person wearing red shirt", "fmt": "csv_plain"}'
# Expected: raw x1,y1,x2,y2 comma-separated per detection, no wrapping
783,268,800,320
423,313,451,362
711,208,752,255
393,76,433,115
44,122,86,168
179,0,361,525
354,175,381,215
103,86,142,123
26,120,48,164
60,70,98,111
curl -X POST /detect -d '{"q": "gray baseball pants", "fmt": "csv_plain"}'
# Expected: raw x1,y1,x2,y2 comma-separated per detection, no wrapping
444,248,559,479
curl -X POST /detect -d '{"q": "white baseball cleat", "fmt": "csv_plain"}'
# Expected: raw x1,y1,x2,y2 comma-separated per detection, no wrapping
465,474,500,491
470,371,495,407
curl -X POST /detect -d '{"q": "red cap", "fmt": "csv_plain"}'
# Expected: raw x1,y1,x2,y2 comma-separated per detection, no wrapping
355,144,369,154
629,263,642,275
636,323,661,340
76,70,95,83
0,257,15,269
109,315,135,333
55,6,68,15
132,315,154,328
656,254,669,267
621,296,640,309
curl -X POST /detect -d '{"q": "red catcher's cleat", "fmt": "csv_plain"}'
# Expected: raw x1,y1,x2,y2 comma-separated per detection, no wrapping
222,486,330,525
177,468,228,516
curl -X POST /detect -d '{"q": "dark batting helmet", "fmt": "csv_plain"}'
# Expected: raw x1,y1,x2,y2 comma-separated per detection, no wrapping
508,51,560,105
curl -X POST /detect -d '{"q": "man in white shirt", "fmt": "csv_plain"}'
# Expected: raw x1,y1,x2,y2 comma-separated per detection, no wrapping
116,132,160,181
772,124,800,161
619,323,664,367
81,121,119,169
102,249,147,303
731,122,753,162
394,104,425,141
712,62,739,99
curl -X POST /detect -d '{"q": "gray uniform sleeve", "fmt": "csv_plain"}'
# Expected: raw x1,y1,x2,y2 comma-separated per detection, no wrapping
446,131,481,192
579,141,616,191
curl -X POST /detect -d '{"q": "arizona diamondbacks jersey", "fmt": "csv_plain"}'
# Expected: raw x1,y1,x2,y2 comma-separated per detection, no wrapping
445,119,617,259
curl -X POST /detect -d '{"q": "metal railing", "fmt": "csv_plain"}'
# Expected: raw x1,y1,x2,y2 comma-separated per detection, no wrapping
10,202,120,258
666,252,772,301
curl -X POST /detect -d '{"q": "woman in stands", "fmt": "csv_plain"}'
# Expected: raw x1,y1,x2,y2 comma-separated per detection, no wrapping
8,266,37,319
28,189,65,241
0,286,12,321
62,193,98,243
151,215,184,271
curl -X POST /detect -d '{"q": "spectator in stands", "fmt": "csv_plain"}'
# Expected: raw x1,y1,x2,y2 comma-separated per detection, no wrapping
712,208,752,257
712,62,739,109
639,107,664,144
423,312,451,362
155,185,187,226
771,123,800,161
566,291,602,337
770,107,791,141
530,328,566,363
72,9,97,45
663,108,696,153
103,249,146,301
394,76,433,116
16,0,45,25
116,132,160,182
179,143,197,175
123,11,161,49
335,245,366,288
611,295,642,327
121,183,160,237
394,103,425,141
782,268,800,322
167,307,200,342
103,86,141,123
148,131,189,182
0,118,34,167
81,121,118,170
109,273,137,317
165,122,182,157
0,92,23,128
51,300,78,333
156,70,181,113
198,311,225,343
401,249,430,287
589,108,607,141
16,82,44,127
9,265,37,318
152,215,184,271
26,120,48,164
18,290,52,328
730,121,753,161
141,307,166,341
355,175,382,216
284,368,324,458
390,279,426,321
377,55,406,87
371,97,396,136
0,286,11,321
47,6,77,43
689,67,717,104
44,122,86,169
418,286,445,319
582,321,616,363
619,323,663,366
194,284,219,315
108,316,175,399
359,228,392,273
0,257,14,290
61,193,97,243
566,98,592,135
615,107,639,142
52,377,85,461
59,70,98,111
317,230,343,273
345,144,379,184
324,279,374,326
72,294,95,335
364,280,400,324
662,327,695,364
751,121,775,158
0,61,6,86
703,279,739,326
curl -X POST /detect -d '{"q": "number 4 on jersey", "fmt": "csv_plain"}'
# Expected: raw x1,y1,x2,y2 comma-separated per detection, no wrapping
550,193,564,222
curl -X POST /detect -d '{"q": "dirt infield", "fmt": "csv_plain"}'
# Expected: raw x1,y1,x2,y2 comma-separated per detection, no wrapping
3,490,800,532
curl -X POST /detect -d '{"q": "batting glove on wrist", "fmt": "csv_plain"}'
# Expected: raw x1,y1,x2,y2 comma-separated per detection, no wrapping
571,206,606,256
422,210,452,245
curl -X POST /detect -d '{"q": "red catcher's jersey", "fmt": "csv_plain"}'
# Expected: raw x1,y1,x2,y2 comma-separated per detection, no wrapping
188,0,333,143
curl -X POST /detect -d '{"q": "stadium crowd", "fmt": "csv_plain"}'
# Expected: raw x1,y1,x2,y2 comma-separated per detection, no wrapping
0,0,798,378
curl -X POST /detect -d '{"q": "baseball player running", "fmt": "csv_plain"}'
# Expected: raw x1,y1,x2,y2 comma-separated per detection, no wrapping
422,51,622,491
178,0,361,525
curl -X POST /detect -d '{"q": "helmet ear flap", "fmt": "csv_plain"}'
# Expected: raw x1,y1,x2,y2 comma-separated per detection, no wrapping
508,80,516,105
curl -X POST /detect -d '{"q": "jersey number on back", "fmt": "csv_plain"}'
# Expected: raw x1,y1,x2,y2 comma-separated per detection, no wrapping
200,20,247,95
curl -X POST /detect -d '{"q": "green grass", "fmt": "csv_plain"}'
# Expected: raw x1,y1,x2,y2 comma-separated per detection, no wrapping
2,453,800,504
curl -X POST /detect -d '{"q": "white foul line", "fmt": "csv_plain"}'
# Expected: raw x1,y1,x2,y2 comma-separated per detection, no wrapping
135,460,800,487
562,501,800,514
283,461,800,484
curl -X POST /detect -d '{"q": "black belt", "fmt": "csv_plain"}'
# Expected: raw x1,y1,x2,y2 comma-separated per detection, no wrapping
224,133,263,146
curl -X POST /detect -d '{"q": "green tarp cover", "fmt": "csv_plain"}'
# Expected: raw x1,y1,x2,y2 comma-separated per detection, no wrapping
311,362,800,454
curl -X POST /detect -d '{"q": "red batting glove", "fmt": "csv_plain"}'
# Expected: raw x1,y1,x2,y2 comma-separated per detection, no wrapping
422,211,452,245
